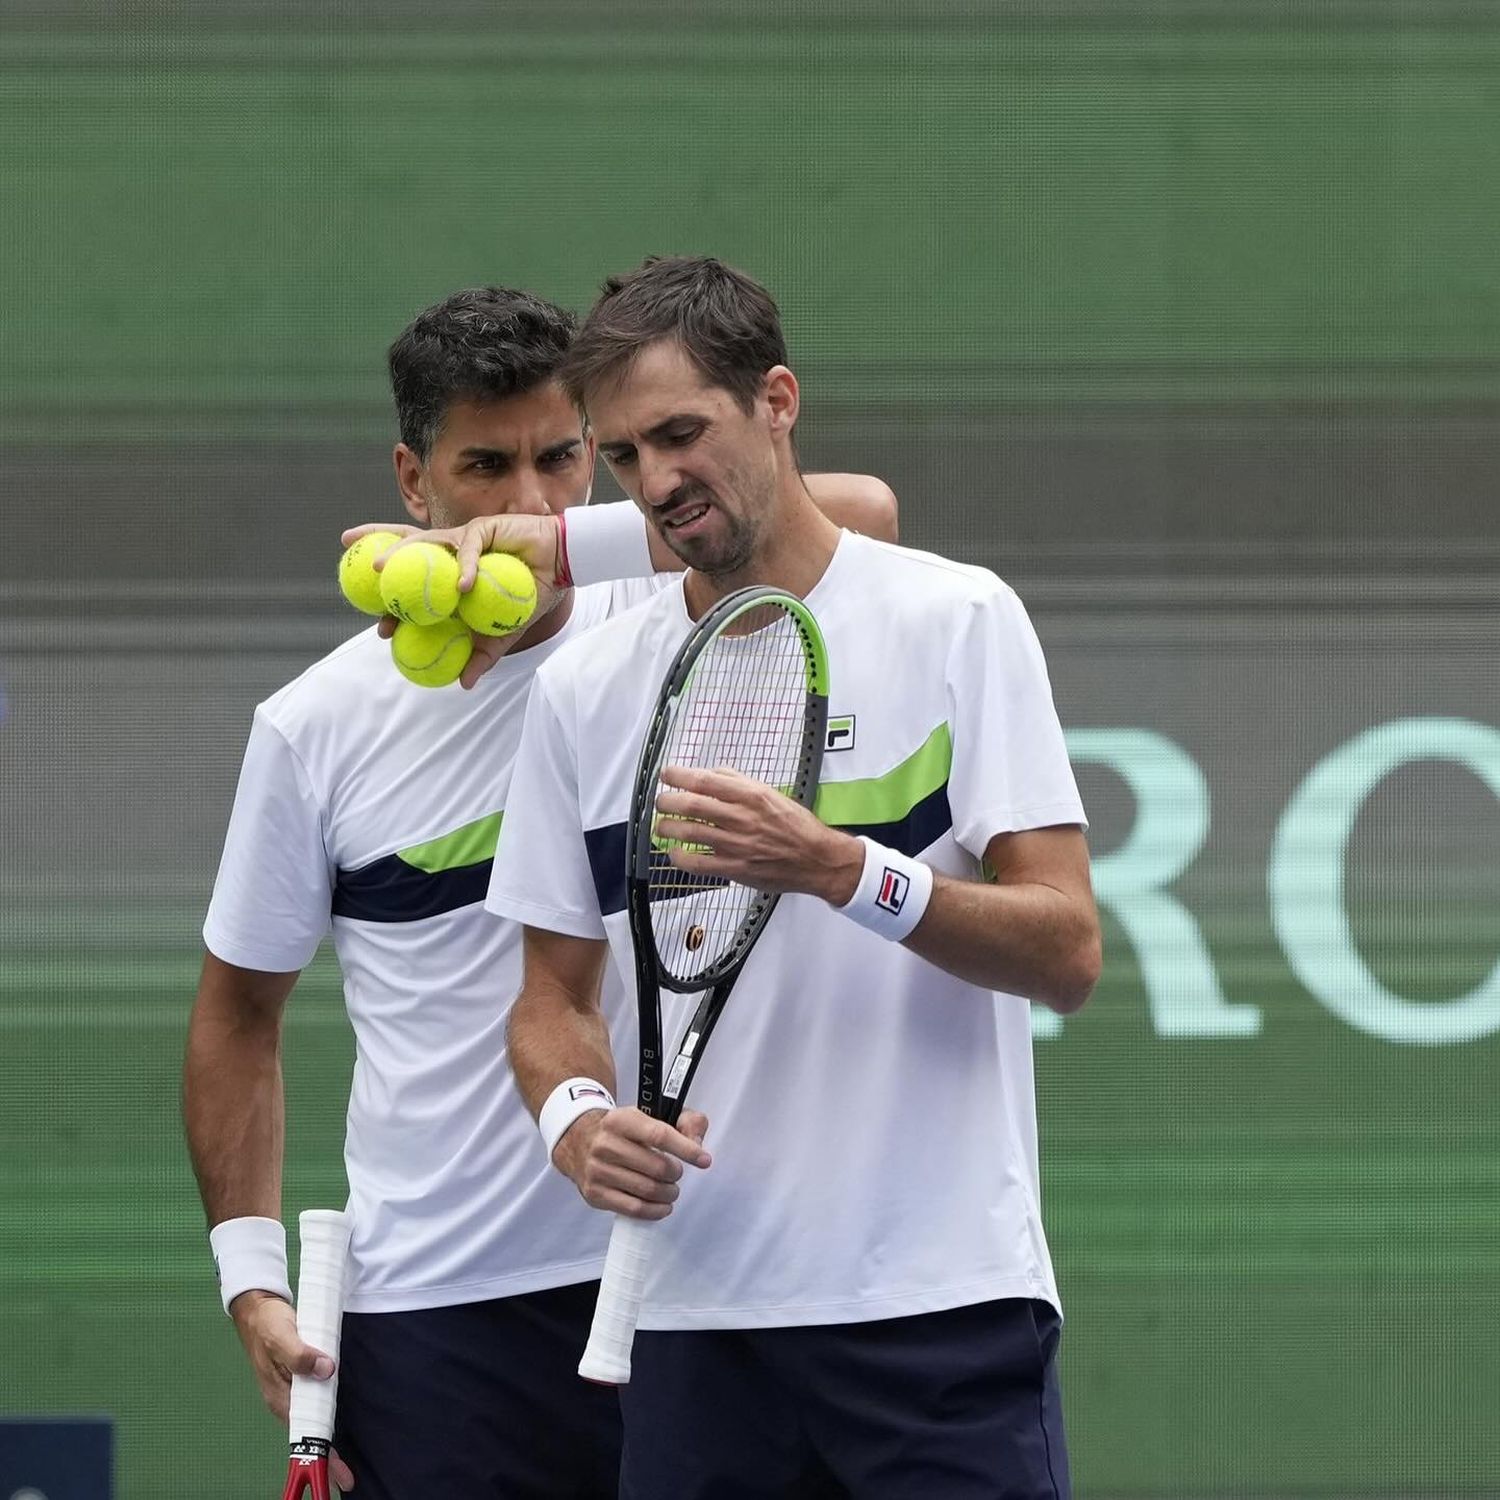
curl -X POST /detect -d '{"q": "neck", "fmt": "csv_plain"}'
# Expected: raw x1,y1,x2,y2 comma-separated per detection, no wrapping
682,476,842,618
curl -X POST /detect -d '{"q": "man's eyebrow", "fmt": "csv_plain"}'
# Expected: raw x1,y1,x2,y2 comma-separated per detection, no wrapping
644,414,703,442
597,416,700,454
455,444,515,461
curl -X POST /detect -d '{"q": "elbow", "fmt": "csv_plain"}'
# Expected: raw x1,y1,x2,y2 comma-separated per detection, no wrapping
1044,925,1102,1015
867,479,900,543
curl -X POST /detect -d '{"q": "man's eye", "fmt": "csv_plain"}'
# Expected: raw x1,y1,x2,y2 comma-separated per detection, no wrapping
541,449,578,469
664,427,700,447
608,448,638,467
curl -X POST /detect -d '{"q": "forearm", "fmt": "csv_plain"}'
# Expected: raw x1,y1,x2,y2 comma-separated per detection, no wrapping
901,872,1101,1013
507,960,615,1122
183,956,292,1224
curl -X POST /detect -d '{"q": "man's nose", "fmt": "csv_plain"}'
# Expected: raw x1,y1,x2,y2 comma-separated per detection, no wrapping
638,451,683,510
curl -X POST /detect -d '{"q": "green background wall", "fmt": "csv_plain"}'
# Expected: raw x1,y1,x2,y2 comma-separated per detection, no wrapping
2,3,1497,1495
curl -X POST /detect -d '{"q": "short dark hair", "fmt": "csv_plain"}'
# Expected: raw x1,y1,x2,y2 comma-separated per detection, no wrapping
559,256,787,415
388,287,577,459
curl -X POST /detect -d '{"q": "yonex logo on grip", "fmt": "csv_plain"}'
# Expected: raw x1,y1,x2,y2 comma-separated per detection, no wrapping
877,867,909,914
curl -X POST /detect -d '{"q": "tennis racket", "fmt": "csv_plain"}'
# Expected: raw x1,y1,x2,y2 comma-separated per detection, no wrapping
281,1209,354,1500
577,585,829,1385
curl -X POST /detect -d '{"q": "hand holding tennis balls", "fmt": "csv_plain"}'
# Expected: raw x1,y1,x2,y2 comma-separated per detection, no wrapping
337,525,542,688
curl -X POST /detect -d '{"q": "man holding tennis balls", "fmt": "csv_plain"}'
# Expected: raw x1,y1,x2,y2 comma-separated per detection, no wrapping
185,284,897,1497
489,257,1100,1499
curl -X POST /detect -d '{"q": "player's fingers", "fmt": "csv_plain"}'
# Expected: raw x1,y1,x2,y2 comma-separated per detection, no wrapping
255,1361,292,1422
590,1161,682,1205
646,1117,712,1168
267,1331,336,1382
581,1183,676,1220
592,1128,683,1182
665,846,730,878
652,816,724,850
340,522,420,546
376,615,398,639
372,533,432,570
331,1448,356,1491
660,764,753,798
677,1109,710,1146
453,521,493,592
653,791,731,826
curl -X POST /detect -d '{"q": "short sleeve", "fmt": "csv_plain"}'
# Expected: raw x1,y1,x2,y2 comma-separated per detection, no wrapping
486,674,608,939
946,581,1086,859
203,708,333,971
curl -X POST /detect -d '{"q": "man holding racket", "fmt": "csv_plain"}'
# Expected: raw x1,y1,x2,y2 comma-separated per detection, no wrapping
492,256,1100,1498
184,284,897,1497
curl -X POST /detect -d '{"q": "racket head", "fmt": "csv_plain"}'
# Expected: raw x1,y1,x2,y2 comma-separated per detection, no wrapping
626,587,827,1119
628,586,828,993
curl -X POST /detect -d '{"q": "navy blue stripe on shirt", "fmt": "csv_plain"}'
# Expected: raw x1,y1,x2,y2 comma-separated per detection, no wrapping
332,854,494,923
583,782,953,919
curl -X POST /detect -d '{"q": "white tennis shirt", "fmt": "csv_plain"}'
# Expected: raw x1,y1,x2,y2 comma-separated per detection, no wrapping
488,533,1087,1330
203,579,661,1312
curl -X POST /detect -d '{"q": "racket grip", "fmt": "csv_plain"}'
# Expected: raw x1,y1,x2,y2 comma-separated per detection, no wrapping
578,1214,656,1385
287,1209,354,1444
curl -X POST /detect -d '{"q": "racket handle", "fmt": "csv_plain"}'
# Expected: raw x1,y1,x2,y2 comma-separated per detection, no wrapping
578,1214,656,1385
287,1209,354,1445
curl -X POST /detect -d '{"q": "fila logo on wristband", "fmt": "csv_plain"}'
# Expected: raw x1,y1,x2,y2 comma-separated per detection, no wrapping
877,867,909,914
540,1076,617,1163
836,836,933,942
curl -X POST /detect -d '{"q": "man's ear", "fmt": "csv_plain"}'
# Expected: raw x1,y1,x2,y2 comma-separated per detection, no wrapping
763,365,800,438
393,443,431,524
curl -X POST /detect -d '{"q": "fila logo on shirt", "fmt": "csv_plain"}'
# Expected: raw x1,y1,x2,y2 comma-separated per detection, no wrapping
877,867,909,915
825,714,856,752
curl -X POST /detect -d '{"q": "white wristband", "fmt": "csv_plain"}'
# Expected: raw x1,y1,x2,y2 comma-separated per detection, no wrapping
835,837,934,942
539,1077,616,1163
209,1215,293,1316
561,502,655,586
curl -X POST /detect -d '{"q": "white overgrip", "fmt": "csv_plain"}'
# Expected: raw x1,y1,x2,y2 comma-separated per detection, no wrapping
287,1209,354,1444
577,1214,656,1385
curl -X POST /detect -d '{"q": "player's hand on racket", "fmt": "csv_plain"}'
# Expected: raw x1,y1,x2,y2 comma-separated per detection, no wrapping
554,1106,711,1220
230,1291,356,1492
654,765,863,905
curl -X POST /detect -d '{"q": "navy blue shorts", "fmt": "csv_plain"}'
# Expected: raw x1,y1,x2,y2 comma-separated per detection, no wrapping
619,1298,1070,1500
332,1280,620,1499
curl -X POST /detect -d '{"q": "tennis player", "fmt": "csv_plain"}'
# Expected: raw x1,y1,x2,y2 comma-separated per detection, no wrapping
490,257,1101,1499
182,284,897,1497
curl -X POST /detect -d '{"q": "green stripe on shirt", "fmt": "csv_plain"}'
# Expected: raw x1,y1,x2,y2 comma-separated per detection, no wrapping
814,722,952,826
397,811,503,873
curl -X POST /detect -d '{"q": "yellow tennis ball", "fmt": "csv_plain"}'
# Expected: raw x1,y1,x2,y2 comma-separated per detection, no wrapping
390,617,473,688
379,541,462,626
337,530,405,616
457,552,538,637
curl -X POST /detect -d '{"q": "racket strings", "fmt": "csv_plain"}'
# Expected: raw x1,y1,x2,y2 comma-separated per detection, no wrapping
650,603,811,985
